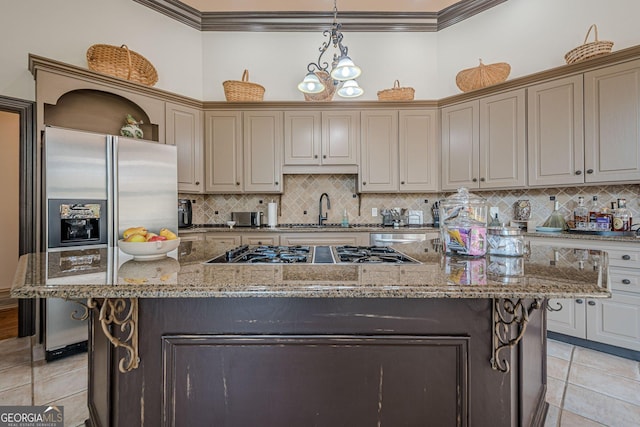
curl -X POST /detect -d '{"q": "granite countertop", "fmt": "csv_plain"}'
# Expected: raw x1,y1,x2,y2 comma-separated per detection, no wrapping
180,224,639,243
178,224,439,233
11,240,610,300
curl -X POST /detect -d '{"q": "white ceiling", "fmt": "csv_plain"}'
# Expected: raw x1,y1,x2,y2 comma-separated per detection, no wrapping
180,0,461,13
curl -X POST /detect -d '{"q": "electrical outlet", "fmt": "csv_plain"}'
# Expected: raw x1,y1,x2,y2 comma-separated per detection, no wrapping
489,207,499,217
371,208,378,217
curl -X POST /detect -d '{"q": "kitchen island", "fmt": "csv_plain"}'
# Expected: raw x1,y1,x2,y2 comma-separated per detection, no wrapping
12,239,609,427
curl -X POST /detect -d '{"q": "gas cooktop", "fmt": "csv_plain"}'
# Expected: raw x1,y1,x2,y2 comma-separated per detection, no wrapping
204,245,420,265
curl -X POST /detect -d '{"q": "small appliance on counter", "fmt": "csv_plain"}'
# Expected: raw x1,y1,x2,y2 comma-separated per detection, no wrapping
231,211,263,227
178,199,192,228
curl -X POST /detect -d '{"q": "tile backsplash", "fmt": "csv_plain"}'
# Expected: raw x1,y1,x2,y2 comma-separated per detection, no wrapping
181,175,639,228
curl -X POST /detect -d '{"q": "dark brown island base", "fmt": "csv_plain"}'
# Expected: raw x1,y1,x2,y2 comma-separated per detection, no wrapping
12,240,609,427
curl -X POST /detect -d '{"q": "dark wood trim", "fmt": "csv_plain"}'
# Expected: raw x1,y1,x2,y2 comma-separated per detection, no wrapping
438,0,508,31
134,0,506,32
0,95,36,337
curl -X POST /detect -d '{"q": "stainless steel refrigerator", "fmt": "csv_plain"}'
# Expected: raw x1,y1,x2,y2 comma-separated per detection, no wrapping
43,126,177,359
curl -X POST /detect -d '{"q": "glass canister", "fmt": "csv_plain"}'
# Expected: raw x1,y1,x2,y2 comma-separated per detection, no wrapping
486,226,527,256
440,187,488,256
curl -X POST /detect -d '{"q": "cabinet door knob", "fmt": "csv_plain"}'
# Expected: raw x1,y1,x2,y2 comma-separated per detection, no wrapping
575,170,582,175
236,182,240,186
275,181,279,185
576,299,583,304
480,177,485,182
400,181,405,185
622,255,631,260
472,178,478,182
622,279,631,285
195,181,200,185
586,169,594,174
362,182,367,185
314,155,318,159
323,155,327,159
587,300,596,306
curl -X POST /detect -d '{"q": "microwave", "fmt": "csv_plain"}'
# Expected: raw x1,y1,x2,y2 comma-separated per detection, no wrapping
231,211,263,227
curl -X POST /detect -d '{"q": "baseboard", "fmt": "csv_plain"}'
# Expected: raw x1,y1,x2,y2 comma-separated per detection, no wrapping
548,332,640,361
0,289,18,310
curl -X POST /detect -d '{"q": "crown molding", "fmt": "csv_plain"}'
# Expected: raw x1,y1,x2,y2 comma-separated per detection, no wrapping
133,0,507,32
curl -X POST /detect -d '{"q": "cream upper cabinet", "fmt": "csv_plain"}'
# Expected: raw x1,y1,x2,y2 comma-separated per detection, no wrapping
204,111,243,193
399,110,439,192
441,101,479,190
283,110,359,172
479,89,527,188
322,111,359,165
584,59,640,183
441,89,526,190
360,110,398,192
360,110,438,193
284,111,321,165
204,111,282,193
243,111,283,193
166,102,204,193
527,75,585,187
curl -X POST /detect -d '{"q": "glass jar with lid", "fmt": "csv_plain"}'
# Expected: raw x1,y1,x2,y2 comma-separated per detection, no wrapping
440,187,488,256
487,226,528,257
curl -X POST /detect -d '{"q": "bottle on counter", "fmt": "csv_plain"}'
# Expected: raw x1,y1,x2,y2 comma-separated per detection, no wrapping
573,196,588,229
612,198,631,231
341,209,350,228
588,196,599,230
595,202,613,231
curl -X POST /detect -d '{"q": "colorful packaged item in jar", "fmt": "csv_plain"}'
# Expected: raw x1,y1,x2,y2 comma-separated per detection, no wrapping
442,210,487,256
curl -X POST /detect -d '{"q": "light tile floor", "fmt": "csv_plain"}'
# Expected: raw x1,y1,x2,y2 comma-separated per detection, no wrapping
0,336,88,427
545,340,640,427
0,336,638,426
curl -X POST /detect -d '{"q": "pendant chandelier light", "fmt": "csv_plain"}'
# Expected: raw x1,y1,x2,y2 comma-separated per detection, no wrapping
297,0,363,98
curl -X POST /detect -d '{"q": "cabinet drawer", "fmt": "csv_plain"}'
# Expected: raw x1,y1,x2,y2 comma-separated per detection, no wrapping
241,234,280,246
609,267,640,293
606,248,640,268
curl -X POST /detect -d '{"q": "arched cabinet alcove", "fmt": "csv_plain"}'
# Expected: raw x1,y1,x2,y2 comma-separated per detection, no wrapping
44,89,158,141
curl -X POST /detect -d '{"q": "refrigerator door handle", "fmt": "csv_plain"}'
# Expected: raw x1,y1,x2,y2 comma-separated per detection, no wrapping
107,135,117,246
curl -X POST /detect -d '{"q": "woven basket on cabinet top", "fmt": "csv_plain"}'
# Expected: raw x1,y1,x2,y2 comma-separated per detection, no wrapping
564,24,613,65
377,80,415,101
303,71,336,102
222,70,265,102
86,44,158,86
455,59,510,93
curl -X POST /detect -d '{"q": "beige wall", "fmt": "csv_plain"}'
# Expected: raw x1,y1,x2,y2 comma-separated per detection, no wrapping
0,111,20,292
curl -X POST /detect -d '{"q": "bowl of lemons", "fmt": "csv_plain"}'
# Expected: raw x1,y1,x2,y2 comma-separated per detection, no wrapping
118,226,180,261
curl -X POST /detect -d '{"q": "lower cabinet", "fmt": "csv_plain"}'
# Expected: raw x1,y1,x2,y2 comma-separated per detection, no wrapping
241,233,280,246
532,235,640,352
548,293,640,351
204,233,241,256
280,232,369,246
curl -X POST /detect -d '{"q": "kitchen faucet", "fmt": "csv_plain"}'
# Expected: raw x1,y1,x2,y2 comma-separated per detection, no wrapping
318,193,331,226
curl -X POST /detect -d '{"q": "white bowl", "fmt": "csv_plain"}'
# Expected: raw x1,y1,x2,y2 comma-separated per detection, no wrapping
118,238,180,261
226,221,236,228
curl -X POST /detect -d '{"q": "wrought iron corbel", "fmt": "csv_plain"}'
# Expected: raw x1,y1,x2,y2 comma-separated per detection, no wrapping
87,298,139,373
491,298,542,373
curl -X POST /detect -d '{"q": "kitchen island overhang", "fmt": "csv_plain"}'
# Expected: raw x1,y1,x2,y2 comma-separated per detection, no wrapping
11,240,610,427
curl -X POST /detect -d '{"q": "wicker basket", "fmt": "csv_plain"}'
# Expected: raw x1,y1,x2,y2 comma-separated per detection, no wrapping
455,59,510,93
86,44,158,86
377,80,415,101
564,24,613,65
303,71,336,102
222,70,265,102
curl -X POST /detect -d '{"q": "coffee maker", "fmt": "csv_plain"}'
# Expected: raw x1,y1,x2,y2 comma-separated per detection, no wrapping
178,199,193,228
